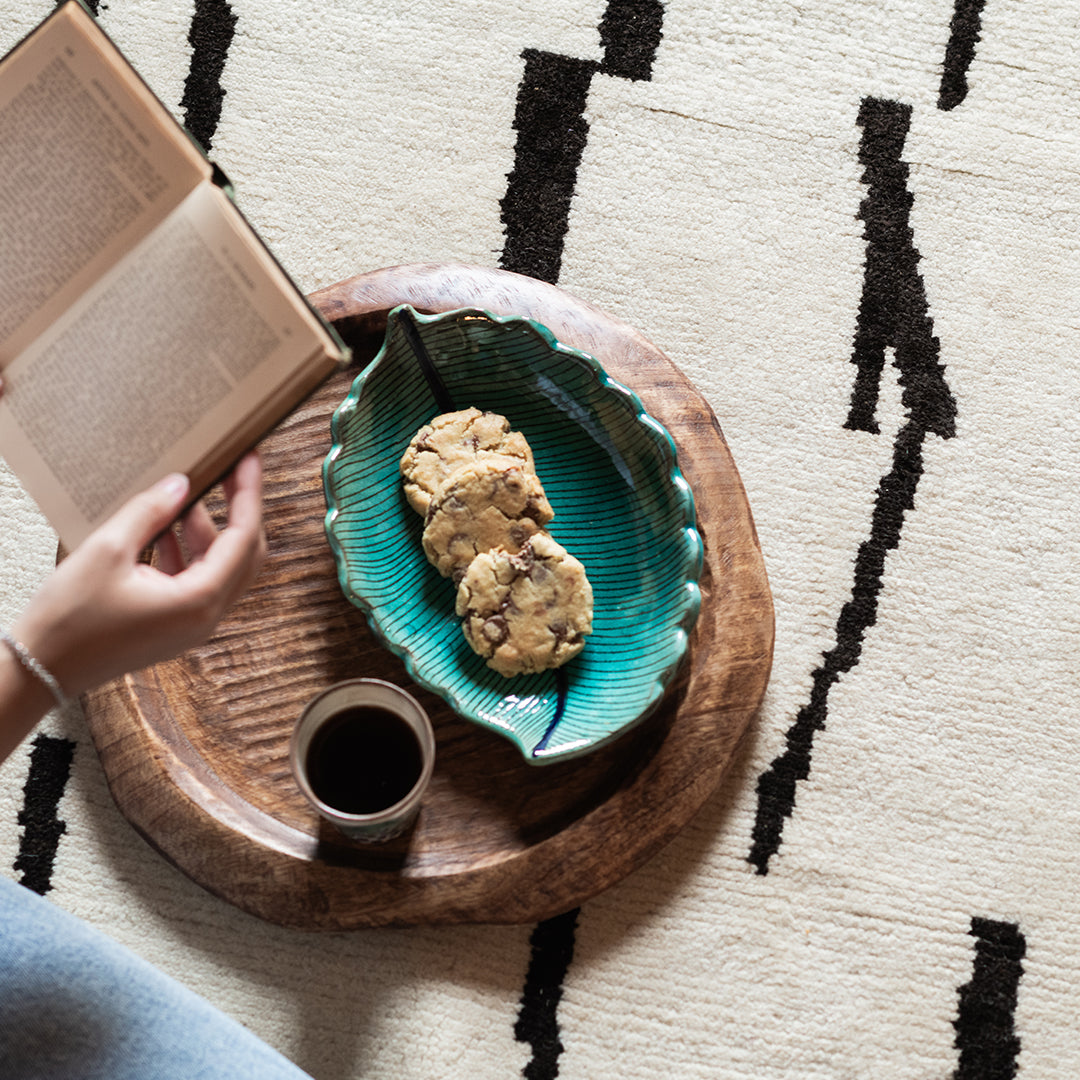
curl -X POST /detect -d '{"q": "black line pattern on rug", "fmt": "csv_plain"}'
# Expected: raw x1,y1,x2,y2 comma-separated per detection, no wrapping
939,0,987,111
499,0,663,283
514,908,579,1080
180,0,237,152
503,7,663,1075
14,734,76,896
500,51,597,285
953,918,1026,1079
748,97,957,875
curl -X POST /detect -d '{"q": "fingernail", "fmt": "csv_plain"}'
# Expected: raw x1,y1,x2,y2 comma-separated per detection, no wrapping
157,473,190,500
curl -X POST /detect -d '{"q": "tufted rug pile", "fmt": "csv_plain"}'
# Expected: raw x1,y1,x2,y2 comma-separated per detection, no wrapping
2,0,1078,1076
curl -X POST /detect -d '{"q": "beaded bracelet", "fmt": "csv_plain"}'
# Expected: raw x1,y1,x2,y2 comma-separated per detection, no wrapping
0,630,68,708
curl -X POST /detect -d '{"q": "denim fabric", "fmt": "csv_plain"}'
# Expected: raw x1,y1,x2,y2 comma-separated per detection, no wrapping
0,876,313,1079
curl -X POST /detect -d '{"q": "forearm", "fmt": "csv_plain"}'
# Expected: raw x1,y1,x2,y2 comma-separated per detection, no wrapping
0,642,58,765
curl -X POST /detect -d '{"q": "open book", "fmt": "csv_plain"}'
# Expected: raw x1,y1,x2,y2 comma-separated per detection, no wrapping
0,0,350,550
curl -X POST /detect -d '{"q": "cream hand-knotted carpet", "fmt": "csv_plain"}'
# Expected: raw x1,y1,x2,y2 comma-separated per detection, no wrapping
1,0,1075,1076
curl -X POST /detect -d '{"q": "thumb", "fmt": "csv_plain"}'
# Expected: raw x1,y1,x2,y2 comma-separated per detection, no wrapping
96,472,191,553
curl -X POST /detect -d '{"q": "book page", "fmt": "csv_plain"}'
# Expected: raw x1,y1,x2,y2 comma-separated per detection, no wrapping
0,182,336,549
0,1,208,361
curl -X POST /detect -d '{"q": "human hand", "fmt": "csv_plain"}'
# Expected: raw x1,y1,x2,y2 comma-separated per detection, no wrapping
11,452,267,697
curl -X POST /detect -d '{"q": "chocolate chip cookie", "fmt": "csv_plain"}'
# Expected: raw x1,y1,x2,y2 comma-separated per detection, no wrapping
455,531,593,677
421,456,554,582
400,407,535,516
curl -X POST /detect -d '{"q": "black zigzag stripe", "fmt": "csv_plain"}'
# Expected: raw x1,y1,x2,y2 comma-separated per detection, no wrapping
748,97,957,874
845,99,957,442
514,908,579,1080
953,919,1026,1079
499,0,664,284
503,9,663,1071
499,51,598,285
14,734,76,896
939,0,987,111
180,0,237,152
599,0,664,81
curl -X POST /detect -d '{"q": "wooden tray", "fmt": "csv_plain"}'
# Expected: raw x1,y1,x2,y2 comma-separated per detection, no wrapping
81,264,774,930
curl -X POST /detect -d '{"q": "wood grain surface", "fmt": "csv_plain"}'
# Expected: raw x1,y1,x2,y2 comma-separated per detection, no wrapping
80,264,774,929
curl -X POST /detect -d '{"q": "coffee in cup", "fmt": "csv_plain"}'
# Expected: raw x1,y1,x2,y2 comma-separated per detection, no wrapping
290,679,435,841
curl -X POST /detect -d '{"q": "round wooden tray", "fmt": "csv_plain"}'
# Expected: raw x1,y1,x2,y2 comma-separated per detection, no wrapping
81,264,774,930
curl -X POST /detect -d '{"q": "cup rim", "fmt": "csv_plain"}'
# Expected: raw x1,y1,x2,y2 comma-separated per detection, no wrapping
289,678,435,825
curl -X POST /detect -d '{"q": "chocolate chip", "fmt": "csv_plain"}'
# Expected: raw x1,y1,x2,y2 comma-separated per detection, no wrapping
502,473,524,497
528,560,550,584
522,498,549,524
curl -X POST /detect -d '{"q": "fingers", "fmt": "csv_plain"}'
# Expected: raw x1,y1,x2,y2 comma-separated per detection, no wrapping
182,452,264,559
176,453,266,601
222,451,266,574
95,473,191,556
97,452,264,610
224,452,264,534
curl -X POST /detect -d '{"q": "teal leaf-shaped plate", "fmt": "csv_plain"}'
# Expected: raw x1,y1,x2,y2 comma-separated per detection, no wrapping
323,306,702,763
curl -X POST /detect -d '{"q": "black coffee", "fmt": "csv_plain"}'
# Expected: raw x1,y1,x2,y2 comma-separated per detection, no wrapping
305,706,424,815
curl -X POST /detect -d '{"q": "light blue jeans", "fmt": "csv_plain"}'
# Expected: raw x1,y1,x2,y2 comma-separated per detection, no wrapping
0,876,314,1079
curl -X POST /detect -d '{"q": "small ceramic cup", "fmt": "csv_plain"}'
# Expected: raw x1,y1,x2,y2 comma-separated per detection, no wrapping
289,679,435,842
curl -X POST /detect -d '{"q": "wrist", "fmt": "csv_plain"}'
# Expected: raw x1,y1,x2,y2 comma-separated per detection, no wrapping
3,625,73,706
0,633,66,765
0,635,59,711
